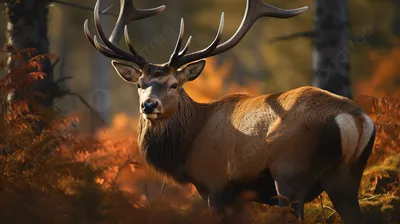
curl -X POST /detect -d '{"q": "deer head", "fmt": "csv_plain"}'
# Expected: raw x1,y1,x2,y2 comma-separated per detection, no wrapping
84,0,307,121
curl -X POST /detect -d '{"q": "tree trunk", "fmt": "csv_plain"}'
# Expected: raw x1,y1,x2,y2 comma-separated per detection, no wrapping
90,0,112,133
393,0,400,37
5,0,54,108
312,0,351,98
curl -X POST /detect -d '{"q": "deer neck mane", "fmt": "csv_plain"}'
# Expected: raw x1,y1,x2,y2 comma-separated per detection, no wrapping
137,89,207,183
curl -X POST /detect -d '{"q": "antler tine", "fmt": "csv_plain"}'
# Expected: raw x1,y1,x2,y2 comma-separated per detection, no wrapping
94,0,137,62
259,2,308,19
85,0,165,67
189,13,224,60
109,0,166,44
171,13,224,68
84,20,126,60
93,35,127,60
179,36,192,57
175,0,307,68
84,19,100,49
124,25,147,67
168,18,186,67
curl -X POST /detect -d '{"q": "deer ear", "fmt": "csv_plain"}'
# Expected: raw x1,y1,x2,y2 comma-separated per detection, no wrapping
111,60,142,83
178,60,206,82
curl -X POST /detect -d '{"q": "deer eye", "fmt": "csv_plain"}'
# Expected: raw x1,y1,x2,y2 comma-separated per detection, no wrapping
170,83,178,89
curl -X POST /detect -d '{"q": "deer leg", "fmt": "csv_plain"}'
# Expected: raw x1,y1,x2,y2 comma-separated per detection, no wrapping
208,193,240,224
324,185,363,224
207,183,250,224
320,132,375,224
274,178,306,222
294,201,304,221
322,169,364,224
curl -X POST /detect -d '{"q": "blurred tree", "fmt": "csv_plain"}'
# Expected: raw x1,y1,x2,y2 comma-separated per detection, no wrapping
392,0,400,37
90,0,112,132
5,0,55,108
312,0,351,98
50,3,69,100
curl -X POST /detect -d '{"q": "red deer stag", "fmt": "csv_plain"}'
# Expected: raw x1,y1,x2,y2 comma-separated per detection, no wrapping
84,0,376,223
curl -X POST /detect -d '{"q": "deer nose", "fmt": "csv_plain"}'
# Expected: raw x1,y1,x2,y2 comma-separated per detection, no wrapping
142,99,158,114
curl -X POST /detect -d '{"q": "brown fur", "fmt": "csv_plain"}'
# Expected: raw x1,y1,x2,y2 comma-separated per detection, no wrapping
111,61,375,223
137,90,209,183
137,85,375,223
87,0,372,221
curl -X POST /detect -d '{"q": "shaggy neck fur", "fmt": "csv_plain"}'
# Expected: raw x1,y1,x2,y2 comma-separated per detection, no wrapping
137,89,209,183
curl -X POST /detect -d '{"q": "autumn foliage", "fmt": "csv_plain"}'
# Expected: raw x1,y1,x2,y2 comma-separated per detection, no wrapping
0,49,398,224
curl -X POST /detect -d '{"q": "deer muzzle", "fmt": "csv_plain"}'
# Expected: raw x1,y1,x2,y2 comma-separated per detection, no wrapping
141,98,162,120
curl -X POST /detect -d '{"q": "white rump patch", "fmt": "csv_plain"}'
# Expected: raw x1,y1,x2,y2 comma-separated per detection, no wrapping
355,114,375,159
335,113,359,163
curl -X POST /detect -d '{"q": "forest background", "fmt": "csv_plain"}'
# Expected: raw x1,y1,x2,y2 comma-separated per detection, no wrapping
0,0,399,223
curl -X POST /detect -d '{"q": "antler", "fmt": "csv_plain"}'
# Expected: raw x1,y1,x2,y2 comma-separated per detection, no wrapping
168,0,308,68
84,0,166,68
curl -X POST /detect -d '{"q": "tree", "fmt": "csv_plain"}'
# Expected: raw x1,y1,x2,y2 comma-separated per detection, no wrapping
3,0,113,133
392,0,400,37
312,0,351,98
90,0,113,132
5,0,55,108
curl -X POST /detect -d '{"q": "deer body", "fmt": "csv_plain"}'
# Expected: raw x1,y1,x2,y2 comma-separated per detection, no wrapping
85,0,376,222
138,86,375,213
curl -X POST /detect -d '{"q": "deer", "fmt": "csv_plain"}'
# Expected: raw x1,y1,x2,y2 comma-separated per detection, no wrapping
84,0,376,223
